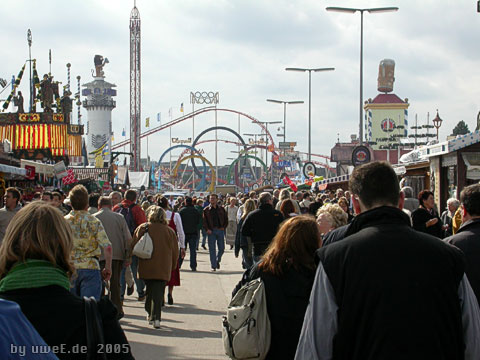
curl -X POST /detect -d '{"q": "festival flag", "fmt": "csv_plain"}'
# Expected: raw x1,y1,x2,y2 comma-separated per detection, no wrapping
282,175,298,192
62,168,78,185
157,112,161,123
145,117,150,128
122,128,126,137
180,103,184,113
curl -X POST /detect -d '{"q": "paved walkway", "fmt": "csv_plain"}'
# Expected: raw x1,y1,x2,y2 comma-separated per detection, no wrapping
121,246,244,359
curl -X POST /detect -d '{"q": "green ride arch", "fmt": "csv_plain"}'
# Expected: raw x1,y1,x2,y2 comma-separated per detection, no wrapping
226,155,267,184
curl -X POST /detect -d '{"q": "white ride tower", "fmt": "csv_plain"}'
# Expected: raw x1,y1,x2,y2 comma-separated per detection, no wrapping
82,55,117,166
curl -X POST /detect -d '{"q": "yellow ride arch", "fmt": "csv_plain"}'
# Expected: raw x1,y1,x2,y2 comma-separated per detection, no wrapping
173,155,216,193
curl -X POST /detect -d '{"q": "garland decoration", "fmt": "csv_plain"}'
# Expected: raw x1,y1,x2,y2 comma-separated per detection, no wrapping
2,64,26,111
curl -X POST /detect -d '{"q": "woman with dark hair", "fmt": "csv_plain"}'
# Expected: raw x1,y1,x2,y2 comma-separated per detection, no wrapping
232,216,321,359
0,202,133,359
280,199,297,219
411,189,444,238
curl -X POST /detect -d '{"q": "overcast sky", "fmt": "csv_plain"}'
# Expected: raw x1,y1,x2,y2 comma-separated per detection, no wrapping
2,0,480,167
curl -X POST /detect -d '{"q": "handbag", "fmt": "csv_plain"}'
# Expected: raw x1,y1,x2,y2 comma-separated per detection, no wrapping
84,296,107,360
132,224,153,259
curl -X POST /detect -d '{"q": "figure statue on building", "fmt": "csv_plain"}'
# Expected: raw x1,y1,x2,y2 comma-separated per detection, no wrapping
40,74,56,112
60,89,73,123
378,59,395,93
13,91,24,113
93,55,109,78
476,111,480,131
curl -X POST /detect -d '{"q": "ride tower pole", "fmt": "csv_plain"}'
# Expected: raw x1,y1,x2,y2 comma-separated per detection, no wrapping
130,3,141,170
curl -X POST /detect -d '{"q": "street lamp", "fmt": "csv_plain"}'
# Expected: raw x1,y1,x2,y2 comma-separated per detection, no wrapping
326,6,398,145
432,110,443,140
266,99,304,143
285,67,334,162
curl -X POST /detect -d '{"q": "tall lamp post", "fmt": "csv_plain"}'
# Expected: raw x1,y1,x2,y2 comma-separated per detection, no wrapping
266,99,304,143
326,6,398,145
432,110,443,141
285,67,334,162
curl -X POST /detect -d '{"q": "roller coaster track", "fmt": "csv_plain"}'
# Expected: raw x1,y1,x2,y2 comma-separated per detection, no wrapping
112,106,332,165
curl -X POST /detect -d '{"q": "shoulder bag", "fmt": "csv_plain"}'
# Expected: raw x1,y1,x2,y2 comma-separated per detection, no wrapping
132,224,153,259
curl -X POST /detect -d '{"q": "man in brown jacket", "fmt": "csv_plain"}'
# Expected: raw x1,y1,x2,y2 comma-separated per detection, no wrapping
203,194,228,271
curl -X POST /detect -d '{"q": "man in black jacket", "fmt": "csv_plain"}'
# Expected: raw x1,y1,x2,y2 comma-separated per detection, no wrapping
241,192,284,261
203,194,228,271
445,184,480,305
179,197,201,271
296,161,480,360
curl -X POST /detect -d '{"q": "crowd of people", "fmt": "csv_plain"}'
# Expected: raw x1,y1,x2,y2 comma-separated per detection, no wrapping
0,160,479,358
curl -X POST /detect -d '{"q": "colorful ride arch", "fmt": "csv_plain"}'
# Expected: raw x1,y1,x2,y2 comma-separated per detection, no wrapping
173,155,216,192
158,145,207,191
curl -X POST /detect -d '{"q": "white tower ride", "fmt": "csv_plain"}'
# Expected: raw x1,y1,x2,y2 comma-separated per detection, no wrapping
82,55,117,166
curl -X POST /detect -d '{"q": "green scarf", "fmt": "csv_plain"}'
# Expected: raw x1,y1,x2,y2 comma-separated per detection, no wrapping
0,259,70,292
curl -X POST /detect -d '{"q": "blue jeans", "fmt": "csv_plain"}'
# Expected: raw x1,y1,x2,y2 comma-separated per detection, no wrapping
185,233,199,270
201,228,207,247
131,255,145,297
207,229,225,269
70,269,102,300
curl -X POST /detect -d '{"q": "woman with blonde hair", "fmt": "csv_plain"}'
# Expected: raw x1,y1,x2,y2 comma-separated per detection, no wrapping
234,199,256,269
157,195,185,305
132,205,179,329
0,202,133,359
316,203,348,238
232,216,321,359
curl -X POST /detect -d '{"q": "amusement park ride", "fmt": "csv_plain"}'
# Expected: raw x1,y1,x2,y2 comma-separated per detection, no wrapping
112,105,335,192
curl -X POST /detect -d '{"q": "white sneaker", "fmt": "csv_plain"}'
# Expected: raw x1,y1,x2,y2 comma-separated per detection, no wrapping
153,320,161,329
147,316,153,325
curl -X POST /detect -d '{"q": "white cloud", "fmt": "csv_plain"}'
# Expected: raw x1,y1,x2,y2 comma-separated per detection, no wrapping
2,0,480,169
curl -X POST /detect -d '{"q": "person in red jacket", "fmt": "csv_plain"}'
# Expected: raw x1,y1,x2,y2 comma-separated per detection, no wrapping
113,189,147,300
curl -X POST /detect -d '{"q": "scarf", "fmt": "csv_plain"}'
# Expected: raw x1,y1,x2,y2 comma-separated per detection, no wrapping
0,259,70,292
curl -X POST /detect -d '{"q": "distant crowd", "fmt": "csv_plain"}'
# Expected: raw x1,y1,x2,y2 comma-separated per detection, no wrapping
0,161,479,359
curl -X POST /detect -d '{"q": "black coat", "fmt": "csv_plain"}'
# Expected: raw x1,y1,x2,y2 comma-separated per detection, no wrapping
179,205,201,235
241,203,284,256
412,207,444,238
233,264,315,360
317,206,465,359
445,218,480,305
0,285,134,360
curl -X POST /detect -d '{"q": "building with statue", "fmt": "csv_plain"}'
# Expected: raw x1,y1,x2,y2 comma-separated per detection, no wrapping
82,55,117,167
364,59,410,150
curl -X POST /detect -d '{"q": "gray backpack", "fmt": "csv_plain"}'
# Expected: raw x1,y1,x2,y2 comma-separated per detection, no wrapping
222,278,271,360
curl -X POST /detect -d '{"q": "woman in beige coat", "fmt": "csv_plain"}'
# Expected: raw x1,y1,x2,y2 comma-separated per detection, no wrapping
132,205,179,329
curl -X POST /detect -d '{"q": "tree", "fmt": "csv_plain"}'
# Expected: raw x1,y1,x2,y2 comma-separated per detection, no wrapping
451,120,470,136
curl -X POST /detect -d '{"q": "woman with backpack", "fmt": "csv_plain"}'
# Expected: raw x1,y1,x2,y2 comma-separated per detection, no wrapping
231,216,321,359
0,202,134,359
